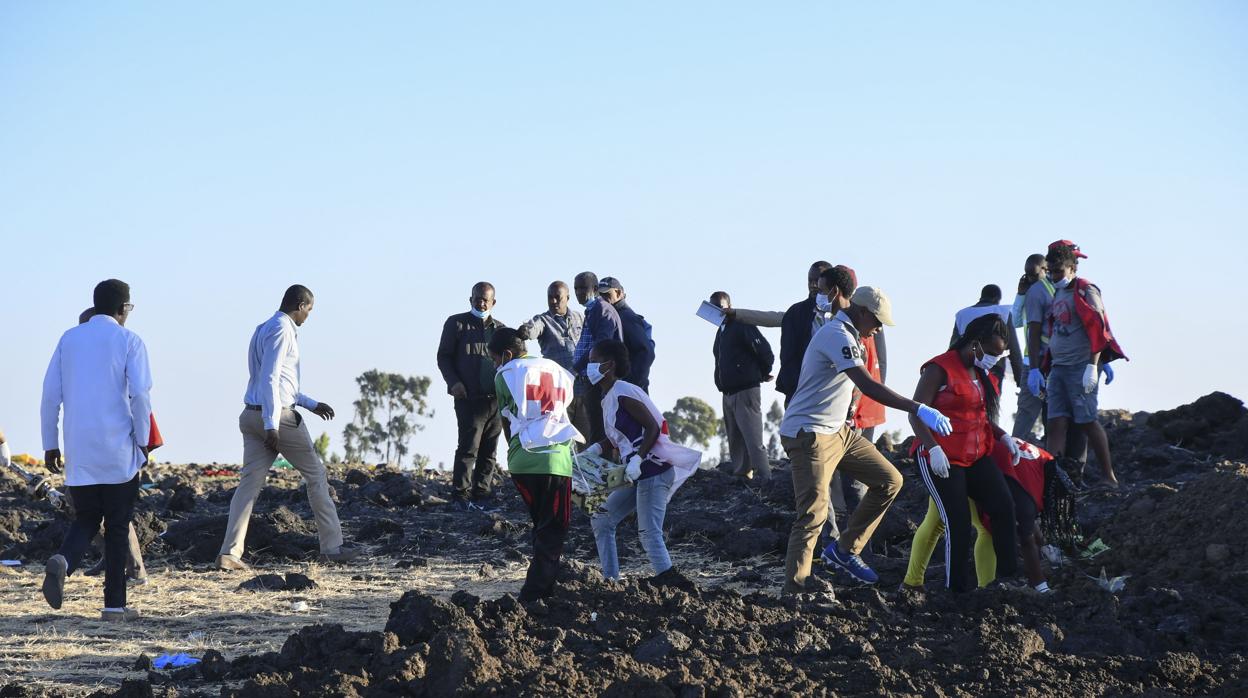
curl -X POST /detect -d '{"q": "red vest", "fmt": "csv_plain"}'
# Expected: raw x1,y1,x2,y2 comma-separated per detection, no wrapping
992,438,1048,511
1043,277,1128,371
921,350,996,467
854,335,886,429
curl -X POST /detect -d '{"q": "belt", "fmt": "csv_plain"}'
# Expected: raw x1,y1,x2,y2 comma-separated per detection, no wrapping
244,404,294,411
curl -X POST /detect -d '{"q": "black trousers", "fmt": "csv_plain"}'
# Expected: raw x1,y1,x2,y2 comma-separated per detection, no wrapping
1008,477,1038,540
568,392,594,445
60,474,140,608
510,474,572,602
453,397,502,500
918,453,1018,592
581,383,606,445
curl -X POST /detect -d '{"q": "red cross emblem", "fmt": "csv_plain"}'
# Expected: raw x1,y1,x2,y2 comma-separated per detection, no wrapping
525,372,566,415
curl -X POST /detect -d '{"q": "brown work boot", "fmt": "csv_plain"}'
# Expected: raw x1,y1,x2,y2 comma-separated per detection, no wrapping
216,554,250,571
101,607,142,622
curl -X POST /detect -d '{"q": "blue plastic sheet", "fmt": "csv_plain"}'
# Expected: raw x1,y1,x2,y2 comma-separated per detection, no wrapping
152,652,201,670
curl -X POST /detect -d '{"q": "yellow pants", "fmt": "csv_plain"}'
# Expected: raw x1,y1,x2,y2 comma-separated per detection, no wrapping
903,498,997,588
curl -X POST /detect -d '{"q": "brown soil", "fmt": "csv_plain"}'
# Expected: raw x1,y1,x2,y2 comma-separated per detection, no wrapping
2,391,1246,697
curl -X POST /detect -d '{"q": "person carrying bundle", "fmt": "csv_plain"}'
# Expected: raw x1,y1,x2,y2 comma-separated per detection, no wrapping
488,328,582,602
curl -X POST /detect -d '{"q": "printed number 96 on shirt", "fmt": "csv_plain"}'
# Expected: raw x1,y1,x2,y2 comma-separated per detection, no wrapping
841,345,861,361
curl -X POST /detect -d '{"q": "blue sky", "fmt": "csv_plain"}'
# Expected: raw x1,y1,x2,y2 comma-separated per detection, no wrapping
2,3,1245,466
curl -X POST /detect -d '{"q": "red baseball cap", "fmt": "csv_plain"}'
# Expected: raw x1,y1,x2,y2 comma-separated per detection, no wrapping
1048,239,1088,259
835,264,858,289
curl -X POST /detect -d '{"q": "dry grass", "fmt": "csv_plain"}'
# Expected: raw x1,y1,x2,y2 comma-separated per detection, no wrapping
0,544,756,696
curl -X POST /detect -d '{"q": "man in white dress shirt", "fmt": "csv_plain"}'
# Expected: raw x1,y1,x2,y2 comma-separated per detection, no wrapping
217,285,360,570
40,279,151,621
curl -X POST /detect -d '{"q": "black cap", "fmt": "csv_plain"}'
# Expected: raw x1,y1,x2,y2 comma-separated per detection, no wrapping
597,276,623,292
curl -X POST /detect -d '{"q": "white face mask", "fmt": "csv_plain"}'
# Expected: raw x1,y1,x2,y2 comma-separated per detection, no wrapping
1051,276,1072,290
470,307,490,320
815,293,831,311
587,362,606,384
974,346,1006,372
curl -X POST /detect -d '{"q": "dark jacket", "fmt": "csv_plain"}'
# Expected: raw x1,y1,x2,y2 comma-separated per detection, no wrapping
713,321,775,395
776,296,817,398
437,312,506,399
613,300,655,392
572,298,623,373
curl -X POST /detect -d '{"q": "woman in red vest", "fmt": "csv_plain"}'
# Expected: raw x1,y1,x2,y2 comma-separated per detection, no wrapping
910,314,1025,592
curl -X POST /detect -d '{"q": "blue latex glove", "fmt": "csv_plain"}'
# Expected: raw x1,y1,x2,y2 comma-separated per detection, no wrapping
1100,363,1114,385
1027,368,1046,397
916,404,953,437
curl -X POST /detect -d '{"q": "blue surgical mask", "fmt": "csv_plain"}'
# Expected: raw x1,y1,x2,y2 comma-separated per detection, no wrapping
815,293,831,311
587,362,606,385
1051,275,1072,289
470,308,490,320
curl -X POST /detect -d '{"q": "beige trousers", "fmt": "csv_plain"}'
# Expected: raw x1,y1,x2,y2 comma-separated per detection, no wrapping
219,408,343,558
781,425,903,593
723,387,771,479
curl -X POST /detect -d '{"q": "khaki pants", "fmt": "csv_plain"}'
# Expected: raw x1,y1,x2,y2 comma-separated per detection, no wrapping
722,387,771,479
220,408,344,558
782,426,902,593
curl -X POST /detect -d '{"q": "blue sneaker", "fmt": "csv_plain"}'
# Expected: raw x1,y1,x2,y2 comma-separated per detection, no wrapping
820,544,879,585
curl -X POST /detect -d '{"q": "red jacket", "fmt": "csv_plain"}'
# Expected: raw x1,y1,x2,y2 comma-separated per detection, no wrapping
1044,277,1128,370
993,439,1048,510
911,350,1002,467
853,335,886,429
977,439,1052,531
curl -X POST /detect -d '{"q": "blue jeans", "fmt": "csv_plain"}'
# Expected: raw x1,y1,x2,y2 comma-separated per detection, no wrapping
591,467,675,579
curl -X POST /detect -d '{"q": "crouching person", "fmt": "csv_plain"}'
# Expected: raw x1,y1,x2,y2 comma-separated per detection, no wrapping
489,328,581,602
582,340,700,580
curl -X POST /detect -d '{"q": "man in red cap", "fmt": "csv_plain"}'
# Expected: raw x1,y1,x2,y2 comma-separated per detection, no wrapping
1029,241,1126,488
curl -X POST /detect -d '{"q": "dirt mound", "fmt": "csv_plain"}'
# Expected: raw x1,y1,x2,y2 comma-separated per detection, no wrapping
107,564,1248,697
1148,391,1248,458
1093,462,1248,653
1100,392,1248,481
161,506,318,563
5,393,1248,697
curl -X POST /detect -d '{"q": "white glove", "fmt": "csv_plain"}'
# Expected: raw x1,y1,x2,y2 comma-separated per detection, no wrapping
916,404,953,437
926,446,951,479
1082,364,1098,393
1000,434,1022,466
625,455,643,483
582,443,603,457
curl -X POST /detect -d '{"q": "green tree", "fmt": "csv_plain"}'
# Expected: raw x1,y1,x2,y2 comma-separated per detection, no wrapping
342,370,433,467
314,432,331,463
664,396,719,449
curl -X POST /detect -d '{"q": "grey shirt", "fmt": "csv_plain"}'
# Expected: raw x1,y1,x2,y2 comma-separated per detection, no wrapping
1023,280,1054,338
1048,283,1102,367
779,311,864,438
519,309,584,373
